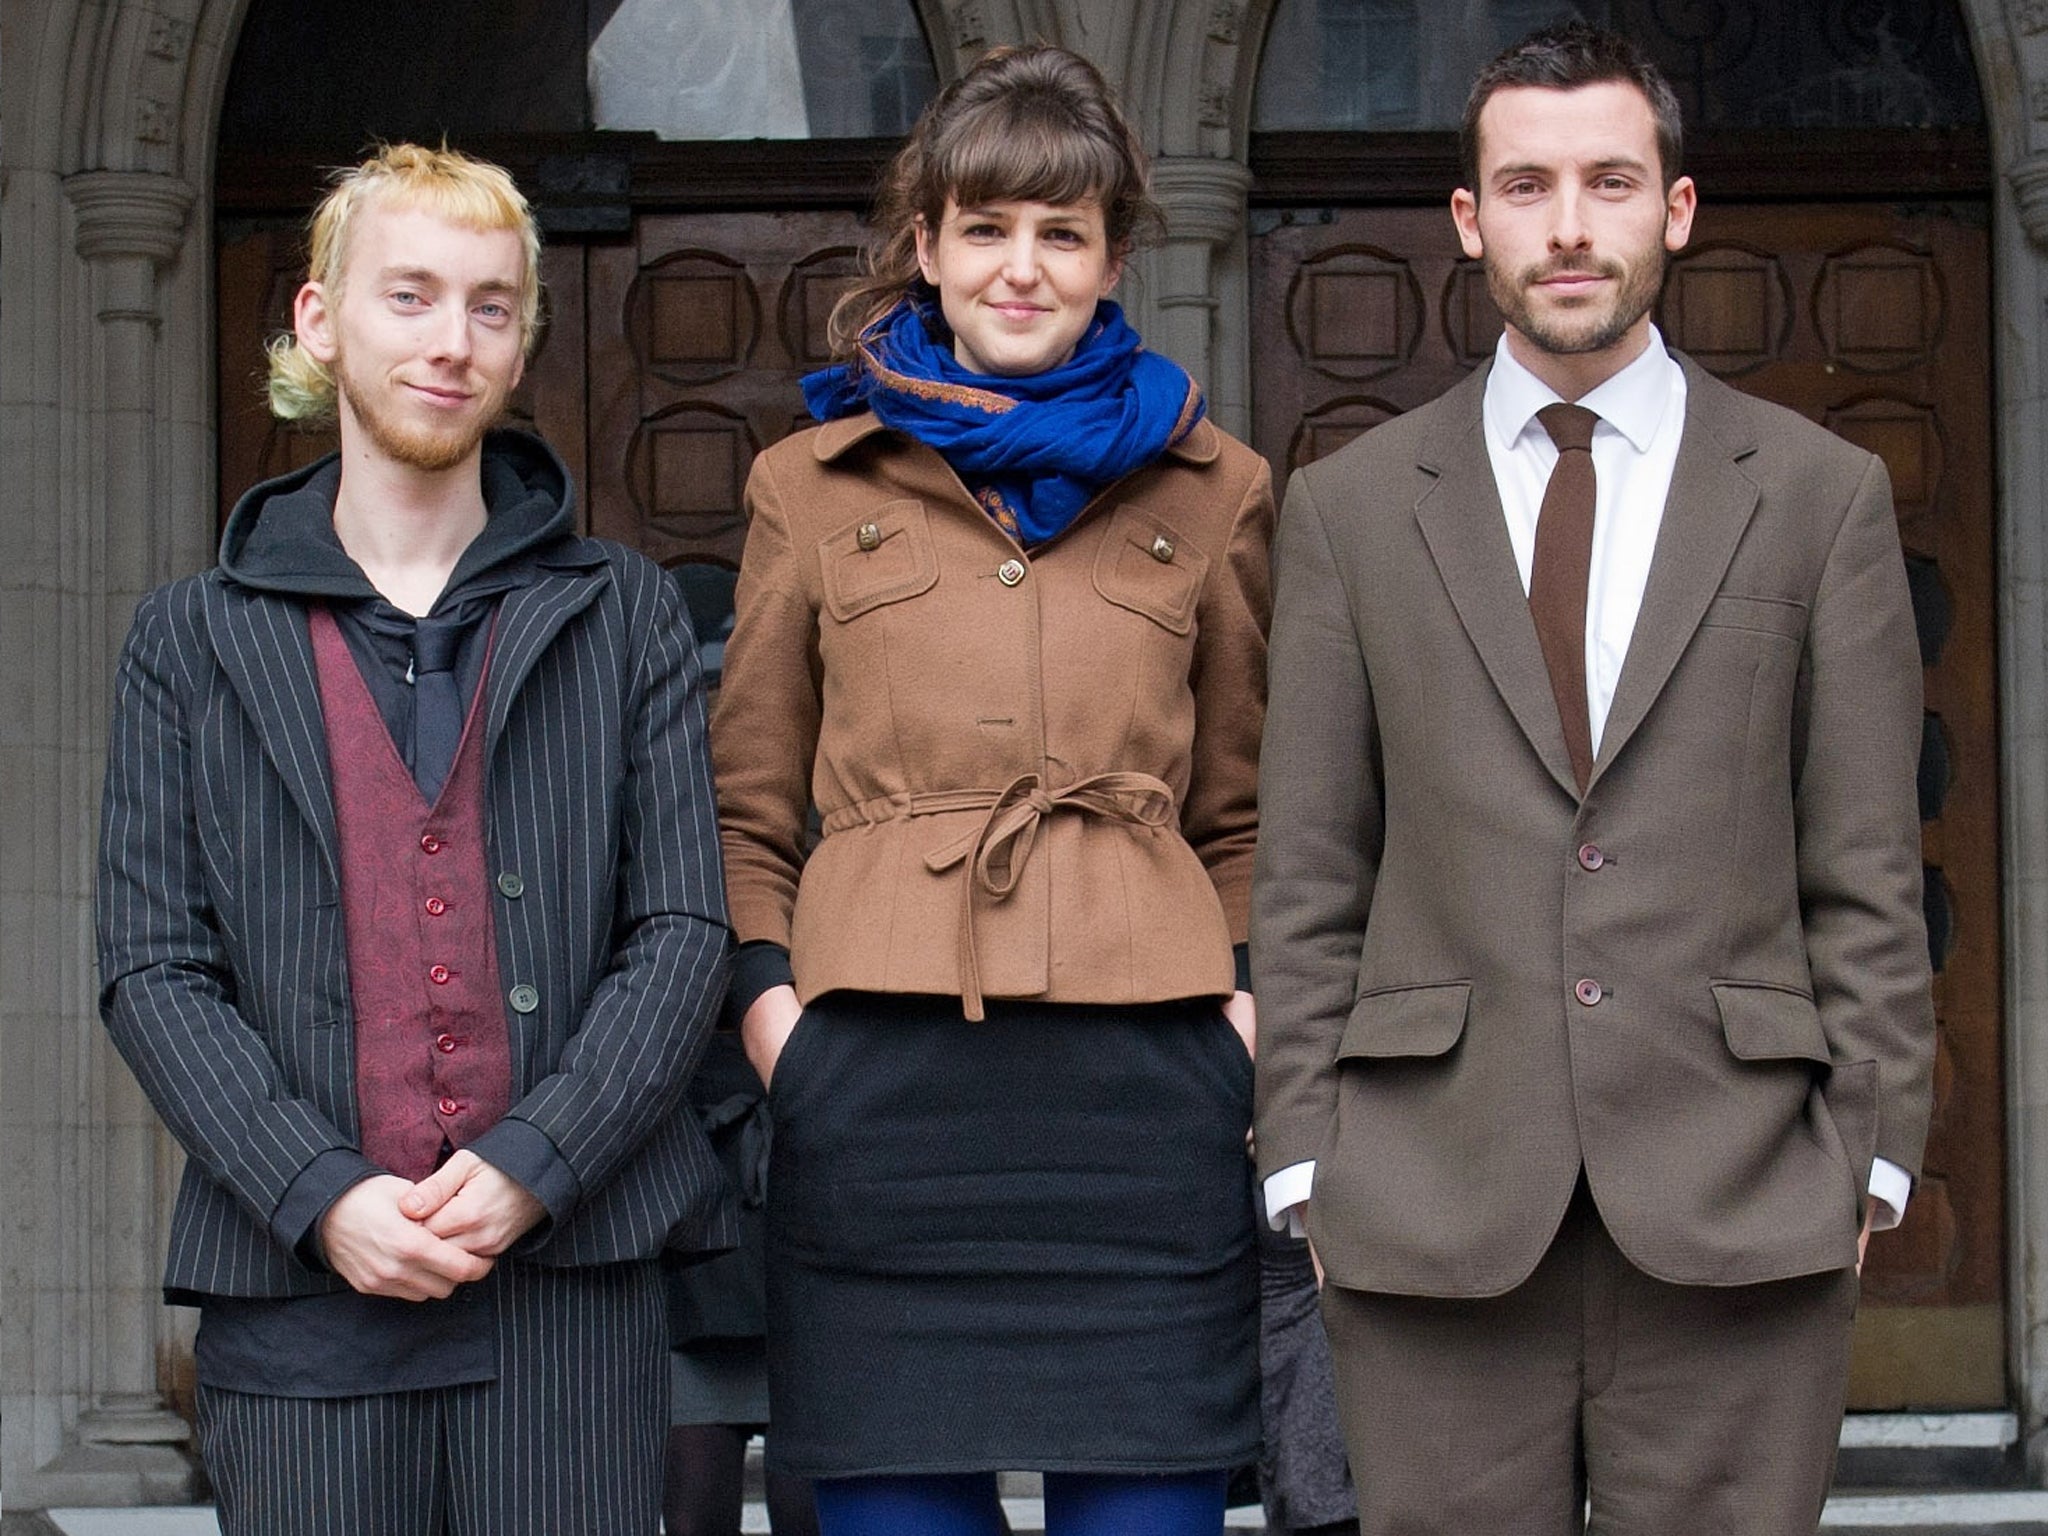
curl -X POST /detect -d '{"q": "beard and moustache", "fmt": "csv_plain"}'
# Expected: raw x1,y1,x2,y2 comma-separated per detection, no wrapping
1486,237,1668,358
332,345,514,474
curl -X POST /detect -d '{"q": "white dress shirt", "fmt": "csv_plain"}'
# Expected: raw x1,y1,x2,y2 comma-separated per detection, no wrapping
1264,327,1910,1236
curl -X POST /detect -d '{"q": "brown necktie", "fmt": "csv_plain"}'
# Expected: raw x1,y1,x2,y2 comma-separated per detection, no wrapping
1531,402,1599,792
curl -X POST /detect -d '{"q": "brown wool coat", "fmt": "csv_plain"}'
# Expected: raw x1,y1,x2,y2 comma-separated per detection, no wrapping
713,412,1274,1018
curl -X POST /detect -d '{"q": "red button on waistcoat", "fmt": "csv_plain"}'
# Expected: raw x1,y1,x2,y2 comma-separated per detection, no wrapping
420,833,443,854
425,897,448,916
437,1096,461,1116
1577,844,1605,871
429,964,452,985
436,1033,458,1053
1574,978,1604,1006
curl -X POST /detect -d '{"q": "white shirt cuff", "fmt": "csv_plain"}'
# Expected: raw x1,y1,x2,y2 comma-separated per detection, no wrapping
1260,1156,1908,1239
1868,1156,1911,1232
1263,1161,1315,1236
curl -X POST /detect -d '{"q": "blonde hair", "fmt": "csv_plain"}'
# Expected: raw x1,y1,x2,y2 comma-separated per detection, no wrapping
266,144,543,422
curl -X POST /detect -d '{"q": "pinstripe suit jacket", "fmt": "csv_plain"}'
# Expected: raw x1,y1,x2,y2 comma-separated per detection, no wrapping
98,536,735,1301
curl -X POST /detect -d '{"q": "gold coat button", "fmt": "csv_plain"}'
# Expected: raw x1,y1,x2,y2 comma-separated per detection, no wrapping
856,522,881,552
997,558,1026,587
1150,534,1175,563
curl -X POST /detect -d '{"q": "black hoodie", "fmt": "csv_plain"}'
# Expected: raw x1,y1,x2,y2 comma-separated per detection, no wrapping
218,429,589,796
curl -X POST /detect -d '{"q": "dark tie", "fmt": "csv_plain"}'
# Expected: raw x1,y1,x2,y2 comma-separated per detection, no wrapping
411,616,465,804
1531,402,1599,793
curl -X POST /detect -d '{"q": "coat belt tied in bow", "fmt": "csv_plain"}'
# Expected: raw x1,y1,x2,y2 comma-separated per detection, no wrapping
918,771,1177,1020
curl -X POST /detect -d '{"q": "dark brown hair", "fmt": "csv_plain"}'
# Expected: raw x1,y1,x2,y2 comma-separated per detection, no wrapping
1460,23,1684,196
826,45,1160,360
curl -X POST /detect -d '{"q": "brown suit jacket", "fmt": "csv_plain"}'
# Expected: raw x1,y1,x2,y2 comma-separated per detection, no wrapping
1252,356,1934,1296
714,412,1272,1012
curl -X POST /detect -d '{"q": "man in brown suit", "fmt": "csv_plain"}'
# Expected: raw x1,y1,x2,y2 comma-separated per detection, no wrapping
1252,24,1935,1533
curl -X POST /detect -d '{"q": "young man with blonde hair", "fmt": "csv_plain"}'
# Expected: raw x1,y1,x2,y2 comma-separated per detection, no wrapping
97,143,731,1534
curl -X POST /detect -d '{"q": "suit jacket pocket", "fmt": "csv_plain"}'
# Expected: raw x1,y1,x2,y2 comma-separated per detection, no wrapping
819,501,939,621
1093,504,1208,634
1336,982,1470,1061
1711,981,1828,1063
1699,594,1807,641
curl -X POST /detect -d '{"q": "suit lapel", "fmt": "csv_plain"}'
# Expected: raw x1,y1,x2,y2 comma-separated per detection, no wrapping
1413,371,1583,800
482,558,613,759
1593,361,1760,783
206,583,341,880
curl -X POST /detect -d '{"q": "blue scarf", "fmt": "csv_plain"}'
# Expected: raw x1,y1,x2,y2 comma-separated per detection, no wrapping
801,299,1205,545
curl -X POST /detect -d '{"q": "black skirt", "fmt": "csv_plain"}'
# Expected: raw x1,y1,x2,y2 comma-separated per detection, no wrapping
763,992,1260,1478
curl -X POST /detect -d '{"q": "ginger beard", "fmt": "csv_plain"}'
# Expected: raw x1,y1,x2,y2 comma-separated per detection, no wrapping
331,336,515,474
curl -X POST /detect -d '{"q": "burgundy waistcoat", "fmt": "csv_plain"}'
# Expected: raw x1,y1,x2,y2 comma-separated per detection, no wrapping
309,607,514,1180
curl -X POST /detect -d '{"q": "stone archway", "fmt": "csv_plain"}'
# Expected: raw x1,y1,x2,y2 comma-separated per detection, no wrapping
1,0,248,1504
9,0,2048,1507
1951,0,2048,1467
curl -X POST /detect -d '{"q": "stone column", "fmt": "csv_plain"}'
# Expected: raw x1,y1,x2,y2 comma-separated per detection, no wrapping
29,167,203,1504
2000,144,2048,1471
1142,156,1254,436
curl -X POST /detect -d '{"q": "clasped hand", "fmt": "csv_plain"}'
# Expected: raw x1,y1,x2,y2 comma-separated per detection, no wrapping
317,1150,545,1302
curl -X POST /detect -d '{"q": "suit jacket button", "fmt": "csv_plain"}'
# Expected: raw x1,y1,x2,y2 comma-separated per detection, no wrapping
1577,843,1605,871
420,833,443,854
497,871,525,898
428,964,452,985
997,558,1026,587
1574,978,1604,1006
508,984,540,1014
1150,534,1175,562
856,521,882,551
438,1096,462,1117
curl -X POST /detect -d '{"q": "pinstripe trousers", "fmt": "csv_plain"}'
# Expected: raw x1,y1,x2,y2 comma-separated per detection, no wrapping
196,1259,665,1536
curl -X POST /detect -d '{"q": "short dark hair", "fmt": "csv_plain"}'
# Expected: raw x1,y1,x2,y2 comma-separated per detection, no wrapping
1459,23,1684,196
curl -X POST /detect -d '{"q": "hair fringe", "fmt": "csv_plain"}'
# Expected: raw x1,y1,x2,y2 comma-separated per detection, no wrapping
825,45,1160,365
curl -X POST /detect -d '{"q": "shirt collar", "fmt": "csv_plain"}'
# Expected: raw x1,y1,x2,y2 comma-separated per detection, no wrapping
1484,325,1677,456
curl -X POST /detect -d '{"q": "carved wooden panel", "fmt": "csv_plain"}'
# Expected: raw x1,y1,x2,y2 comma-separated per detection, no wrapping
1815,241,1947,373
1289,396,1405,470
1286,245,1424,380
1253,200,2001,1407
1827,395,1945,544
586,211,869,569
1659,242,1792,375
1443,259,1505,367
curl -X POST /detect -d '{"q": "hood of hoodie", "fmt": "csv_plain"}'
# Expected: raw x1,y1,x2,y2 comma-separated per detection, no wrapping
217,428,585,600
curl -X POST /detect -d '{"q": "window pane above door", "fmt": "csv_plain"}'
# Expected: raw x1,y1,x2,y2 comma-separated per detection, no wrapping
590,0,938,139
1253,0,1983,133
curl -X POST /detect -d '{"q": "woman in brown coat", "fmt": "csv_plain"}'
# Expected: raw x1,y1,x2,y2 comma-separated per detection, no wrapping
712,44,1272,1536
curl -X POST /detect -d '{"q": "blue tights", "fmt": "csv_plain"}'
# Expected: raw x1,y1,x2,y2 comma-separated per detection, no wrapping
811,1469,1229,1536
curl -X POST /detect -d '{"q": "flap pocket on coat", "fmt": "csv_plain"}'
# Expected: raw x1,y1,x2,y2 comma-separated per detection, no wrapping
820,500,939,621
1713,982,1829,1064
1093,504,1208,635
1700,594,1807,640
1336,982,1471,1061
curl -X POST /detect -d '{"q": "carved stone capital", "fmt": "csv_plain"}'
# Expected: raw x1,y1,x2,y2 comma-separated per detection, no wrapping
64,170,195,267
2009,149,2048,248
1151,156,1254,247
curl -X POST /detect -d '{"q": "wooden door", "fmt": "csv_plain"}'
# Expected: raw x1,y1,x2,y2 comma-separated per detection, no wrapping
582,212,870,571
1250,200,2004,1408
